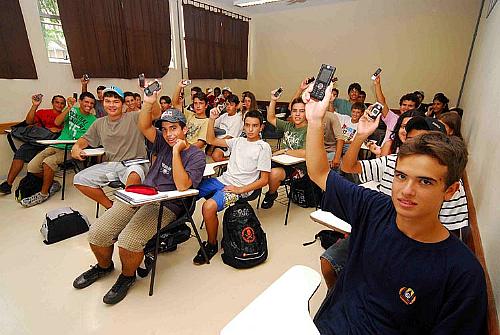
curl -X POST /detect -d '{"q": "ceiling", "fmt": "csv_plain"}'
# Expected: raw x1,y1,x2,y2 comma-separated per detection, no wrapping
206,0,349,15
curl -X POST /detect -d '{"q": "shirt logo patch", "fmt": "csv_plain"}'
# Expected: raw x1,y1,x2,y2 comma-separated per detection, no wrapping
399,287,416,305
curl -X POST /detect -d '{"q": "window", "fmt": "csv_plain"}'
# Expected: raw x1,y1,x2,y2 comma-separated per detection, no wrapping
38,0,70,63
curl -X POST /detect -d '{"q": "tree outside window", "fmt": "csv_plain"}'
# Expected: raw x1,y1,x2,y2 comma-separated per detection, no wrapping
38,0,70,63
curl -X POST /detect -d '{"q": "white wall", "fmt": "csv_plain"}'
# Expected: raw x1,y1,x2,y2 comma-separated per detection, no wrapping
460,2,500,314
248,0,480,106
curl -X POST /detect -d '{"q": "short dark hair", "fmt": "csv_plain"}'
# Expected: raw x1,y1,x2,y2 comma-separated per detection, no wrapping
290,97,305,106
97,85,106,91
160,95,171,104
332,88,339,95
191,86,202,94
439,111,463,139
448,107,463,118
390,109,426,153
359,90,366,97
193,91,208,104
214,87,221,96
103,91,124,102
348,83,361,93
244,110,264,125
79,91,96,102
51,95,65,103
398,132,468,188
124,91,134,99
227,94,240,105
399,93,419,106
351,102,365,112
133,93,141,99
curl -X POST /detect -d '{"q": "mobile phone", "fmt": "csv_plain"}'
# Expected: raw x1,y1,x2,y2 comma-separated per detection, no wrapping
83,74,89,81
144,80,161,96
306,76,315,85
217,102,227,113
73,92,78,99
33,94,43,101
310,64,336,101
368,102,384,119
182,79,192,86
274,87,283,98
371,68,382,80
138,73,145,88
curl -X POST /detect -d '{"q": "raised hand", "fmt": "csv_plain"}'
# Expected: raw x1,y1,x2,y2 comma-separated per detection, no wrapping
209,108,220,120
356,106,381,138
67,97,77,108
143,81,160,104
173,139,188,152
31,94,42,107
304,81,333,125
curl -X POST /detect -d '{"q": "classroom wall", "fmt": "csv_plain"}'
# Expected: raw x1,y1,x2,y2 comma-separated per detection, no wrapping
460,3,500,315
247,0,480,106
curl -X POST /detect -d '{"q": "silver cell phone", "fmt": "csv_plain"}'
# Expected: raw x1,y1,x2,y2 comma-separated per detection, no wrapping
83,74,90,81
369,102,384,119
274,87,283,98
144,80,161,96
182,79,192,86
371,68,382,80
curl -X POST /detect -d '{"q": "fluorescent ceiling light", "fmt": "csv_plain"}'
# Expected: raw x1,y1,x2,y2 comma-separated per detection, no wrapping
234,0,281,7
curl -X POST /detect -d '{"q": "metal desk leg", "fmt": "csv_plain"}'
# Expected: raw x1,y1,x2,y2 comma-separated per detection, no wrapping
149,201,164,296
182,199,209,264
61,144,68,200
285,183,291,226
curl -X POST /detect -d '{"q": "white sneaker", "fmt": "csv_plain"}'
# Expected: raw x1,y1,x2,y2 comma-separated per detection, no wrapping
21,192,49,208
49,181,62,196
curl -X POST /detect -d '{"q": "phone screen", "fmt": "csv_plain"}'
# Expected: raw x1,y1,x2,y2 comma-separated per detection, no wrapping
318,69,333,83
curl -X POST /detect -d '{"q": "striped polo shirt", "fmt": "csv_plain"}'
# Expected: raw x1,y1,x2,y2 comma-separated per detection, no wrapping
358,154,468,230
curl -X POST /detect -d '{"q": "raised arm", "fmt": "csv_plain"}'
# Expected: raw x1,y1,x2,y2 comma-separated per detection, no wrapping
206,109,229,148
25,95,42,125
80,75,89,93
304,82,333,191
172,80,188,110
54,97,76,126
288,77,309,111
267,89,279,127
341,109,381,174
373,75,390,117
138,85,159,143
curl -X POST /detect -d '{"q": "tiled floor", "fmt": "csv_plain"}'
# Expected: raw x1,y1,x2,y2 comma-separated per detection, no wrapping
0,173,327,335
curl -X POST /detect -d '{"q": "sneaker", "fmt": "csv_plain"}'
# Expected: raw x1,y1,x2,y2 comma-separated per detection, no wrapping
49,180,61,196
0,181,11,195
102,274,136,305
73,262,114,289
261,192,278,209
20,192,49,208
193,241,218,265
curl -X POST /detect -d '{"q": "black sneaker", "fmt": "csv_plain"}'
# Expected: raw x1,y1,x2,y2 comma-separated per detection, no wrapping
261,192,278,209
0,181,11,195
73,262,114,289
103,274,136,305
193,241,218,265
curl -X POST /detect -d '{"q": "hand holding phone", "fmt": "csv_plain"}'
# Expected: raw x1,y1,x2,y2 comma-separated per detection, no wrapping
310,64,336,101
32,94,43,102
138,73,145,88
144,80,161,96
368,102,384,119
371,68,382,80
83,74,90,81
273,87,283,98
182,79,192,86
73,92,78,100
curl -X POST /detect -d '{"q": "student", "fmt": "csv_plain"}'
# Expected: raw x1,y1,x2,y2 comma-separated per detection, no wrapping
0,94,65,195
72,89,206,305
211,94,244,162
20,93,96,207
72,86,154,209
159,95,172,112
380,109,425,155
304,85,487,334
172,80,209,149
124,91,139,113
357,90,366,104
439,111,463,139
241,91,258,117
427,93,450,118
332,82,361,116
221,87,232,100
133,92,142,110
323,101,344,170
261,91,307,209
335,102,365,150
186,86,203,112
81,76,106,118
193,109,271,264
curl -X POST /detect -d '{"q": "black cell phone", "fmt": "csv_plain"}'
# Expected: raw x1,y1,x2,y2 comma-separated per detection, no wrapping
144,80,161,96
83,74,89,81
138,73,145,88
369,102,384,119
371,68,382,80
33,94,43,101
274,87,283,98
310,64,336,101
73,92,78,99
306,76,315,85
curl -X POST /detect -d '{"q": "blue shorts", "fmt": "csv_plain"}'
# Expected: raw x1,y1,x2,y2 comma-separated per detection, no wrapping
198,178,240,211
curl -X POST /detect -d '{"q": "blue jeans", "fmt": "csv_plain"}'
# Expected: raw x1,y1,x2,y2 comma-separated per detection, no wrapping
198,178,240,211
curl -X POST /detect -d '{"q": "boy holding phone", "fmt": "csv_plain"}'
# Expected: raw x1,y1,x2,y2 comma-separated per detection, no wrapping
304,83,486,334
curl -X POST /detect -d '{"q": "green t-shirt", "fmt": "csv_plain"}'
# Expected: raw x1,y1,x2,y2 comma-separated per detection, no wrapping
51,107,96,149
333,98,352,116
276,118,307,150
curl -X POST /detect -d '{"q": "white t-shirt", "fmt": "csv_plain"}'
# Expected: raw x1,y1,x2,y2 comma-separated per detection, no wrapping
214,112,243,139
336,113,358,142
217,137,272,194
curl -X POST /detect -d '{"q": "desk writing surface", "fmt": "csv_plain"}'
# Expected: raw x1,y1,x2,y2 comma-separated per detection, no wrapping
36,139,77,145
204,161,228,177
82,148,105,156
271,154,305,166
115,188,198,205
310,209,352,234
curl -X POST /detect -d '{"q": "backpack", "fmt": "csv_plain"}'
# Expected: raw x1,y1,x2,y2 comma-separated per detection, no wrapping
289,172,323,208
303,230,346,250
221,202,268,269
11,124,59,146
41,207,90,244
15,173,43,201
137,223,192,278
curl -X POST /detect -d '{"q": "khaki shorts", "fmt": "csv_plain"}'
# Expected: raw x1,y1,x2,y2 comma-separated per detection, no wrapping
27,146,66,173
88,200,176,252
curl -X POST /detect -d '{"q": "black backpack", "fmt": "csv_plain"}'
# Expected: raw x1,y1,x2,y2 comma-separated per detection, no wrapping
137,223,192,277
221,202,268,269
289,174,323,208
15,173,43,201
